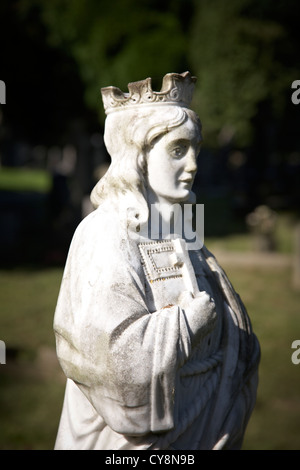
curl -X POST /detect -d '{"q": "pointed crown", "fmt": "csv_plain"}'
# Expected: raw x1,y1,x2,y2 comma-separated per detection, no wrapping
101,71,197,114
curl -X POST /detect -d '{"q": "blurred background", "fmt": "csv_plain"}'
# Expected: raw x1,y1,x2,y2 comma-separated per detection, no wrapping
0,0,300,449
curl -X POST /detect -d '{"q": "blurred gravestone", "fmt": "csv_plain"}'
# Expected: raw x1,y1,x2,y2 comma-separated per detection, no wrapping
246,205,277,252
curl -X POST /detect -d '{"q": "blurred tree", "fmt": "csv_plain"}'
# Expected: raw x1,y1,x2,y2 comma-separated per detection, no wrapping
189,0,300,147
12,0,300,150
30,0,193,122
0,0,96,145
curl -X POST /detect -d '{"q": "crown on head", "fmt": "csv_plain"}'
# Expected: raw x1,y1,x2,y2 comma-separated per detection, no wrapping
101,71,197,114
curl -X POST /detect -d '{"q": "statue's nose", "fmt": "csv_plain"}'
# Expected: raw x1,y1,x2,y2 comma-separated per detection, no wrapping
185,151,197,173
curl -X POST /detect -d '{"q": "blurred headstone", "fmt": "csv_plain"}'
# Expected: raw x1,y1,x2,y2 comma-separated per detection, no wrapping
246,205,277,252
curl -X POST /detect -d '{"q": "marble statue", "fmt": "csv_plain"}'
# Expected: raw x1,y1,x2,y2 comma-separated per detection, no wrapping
53,72,260,450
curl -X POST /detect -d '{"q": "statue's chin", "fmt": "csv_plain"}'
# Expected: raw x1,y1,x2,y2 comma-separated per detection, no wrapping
170,191,196,205
148,189,196,206
187,190,196,204
178,190,196,205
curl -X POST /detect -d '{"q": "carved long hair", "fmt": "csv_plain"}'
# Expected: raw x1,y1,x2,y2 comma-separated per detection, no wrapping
90,105,201,223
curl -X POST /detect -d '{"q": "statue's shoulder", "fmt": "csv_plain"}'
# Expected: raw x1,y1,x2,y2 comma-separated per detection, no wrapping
70,206,132,261
76,206,120,236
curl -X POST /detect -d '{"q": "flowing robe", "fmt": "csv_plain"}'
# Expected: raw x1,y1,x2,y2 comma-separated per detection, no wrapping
53,204,260,450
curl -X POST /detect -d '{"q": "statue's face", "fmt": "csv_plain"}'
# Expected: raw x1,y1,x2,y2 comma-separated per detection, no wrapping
146,117,202,204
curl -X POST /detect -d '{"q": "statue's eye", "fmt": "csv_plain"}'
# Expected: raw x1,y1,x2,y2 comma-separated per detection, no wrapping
171,143,188,158
173,147,183,157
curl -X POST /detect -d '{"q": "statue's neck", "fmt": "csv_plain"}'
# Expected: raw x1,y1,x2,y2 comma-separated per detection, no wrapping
146,189,192,239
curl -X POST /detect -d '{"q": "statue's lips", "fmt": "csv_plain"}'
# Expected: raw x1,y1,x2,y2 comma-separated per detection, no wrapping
179,177,193,184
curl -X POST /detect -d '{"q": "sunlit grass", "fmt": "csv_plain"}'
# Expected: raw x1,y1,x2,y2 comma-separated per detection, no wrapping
0,268,63,349
0,267,64,449
0,259,299,449
0,167,52,193
222,263,300,450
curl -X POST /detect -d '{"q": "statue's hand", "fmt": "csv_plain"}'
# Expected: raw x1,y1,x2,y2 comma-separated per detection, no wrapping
179,290,214,313
178,290,217,339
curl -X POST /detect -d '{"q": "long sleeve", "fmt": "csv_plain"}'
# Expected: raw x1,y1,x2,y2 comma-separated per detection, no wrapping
54,208,196,436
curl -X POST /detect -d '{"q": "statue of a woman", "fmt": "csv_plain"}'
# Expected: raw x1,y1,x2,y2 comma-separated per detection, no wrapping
53,72,260,450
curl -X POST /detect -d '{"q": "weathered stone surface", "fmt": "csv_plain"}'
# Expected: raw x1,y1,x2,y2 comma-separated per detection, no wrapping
54,72,260,450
